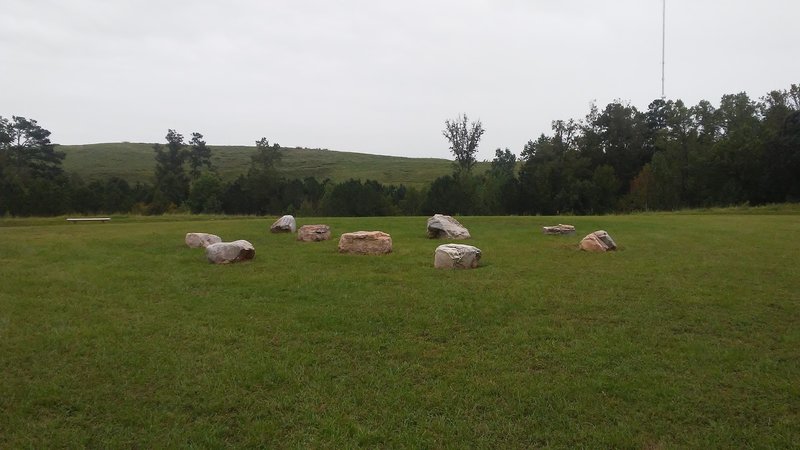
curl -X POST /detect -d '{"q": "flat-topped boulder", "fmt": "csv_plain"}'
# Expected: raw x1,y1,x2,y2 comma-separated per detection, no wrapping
580,230,617,252
205,240,255,264
338,231,392,255
297,224,331,242
427,214,470,239
270,215,296,233
185,232,222,248
434,244,481,269
542,224,576,235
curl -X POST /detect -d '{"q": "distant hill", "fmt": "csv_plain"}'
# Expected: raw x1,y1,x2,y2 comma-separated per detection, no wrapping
59,143,487,188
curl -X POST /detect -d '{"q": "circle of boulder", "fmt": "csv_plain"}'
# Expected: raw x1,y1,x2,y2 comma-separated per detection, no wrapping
337,231,392,255
205,240,256,264
270,215,297,233
434,244,481,269
297,224,331,242
579,230,617,252
427,214,471,239
185,232,222,248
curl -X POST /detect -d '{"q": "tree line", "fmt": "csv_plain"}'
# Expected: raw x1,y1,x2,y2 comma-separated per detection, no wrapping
1,83,798,217
431,84,799,215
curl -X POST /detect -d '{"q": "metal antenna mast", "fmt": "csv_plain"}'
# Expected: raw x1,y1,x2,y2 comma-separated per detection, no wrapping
661,0,666,99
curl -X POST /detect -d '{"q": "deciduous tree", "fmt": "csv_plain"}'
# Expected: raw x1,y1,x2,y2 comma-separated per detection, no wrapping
188,132,212,180
442,114,485,174
0,115,64,180
153,129,190,207
244,138,284,214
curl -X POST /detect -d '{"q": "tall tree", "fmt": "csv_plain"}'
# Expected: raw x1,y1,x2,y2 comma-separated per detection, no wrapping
683,100,721,205
489,148,517,178
518,135,560,214
647,99,695,205
442,114,485,174
762,88,800,202
246,138,284,214
250,137,282,172
0,116,66,216
187,132,212,180
711,92,764,204
592,102,649,192
153,129,190,207
519,118,594,215
0,115,64,180
485,148,519,214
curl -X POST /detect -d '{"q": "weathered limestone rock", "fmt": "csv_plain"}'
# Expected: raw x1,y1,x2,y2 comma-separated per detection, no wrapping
426,214,470,239
579,230,617,252
297,224,331,242
338,231,392,255
434,244,481,269
270,215,296,233
542,224,576,235
205,240,255,264
185,232,222,248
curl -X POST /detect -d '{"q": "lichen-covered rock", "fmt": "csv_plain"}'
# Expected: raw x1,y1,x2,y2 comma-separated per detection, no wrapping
426,214,470,239
579,230,617,252
338,231,392,255
434,244,481,269
185,232,222,248
297,224,331,242
205,240,255,264
542,224,576,235
270,215,296,233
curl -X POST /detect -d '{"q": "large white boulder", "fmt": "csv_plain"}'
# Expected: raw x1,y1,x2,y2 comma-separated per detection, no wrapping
185,232,222,248
427,214,471,239
205,240,256,264
270,215,296,233
434,244,481,269
338,231,392,255
579,230,617,252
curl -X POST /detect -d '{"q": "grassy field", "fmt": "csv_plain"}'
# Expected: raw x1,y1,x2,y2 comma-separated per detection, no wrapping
1,214,798,447
59,143,487,188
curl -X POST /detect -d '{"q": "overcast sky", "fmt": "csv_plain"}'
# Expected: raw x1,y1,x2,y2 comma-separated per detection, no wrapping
2,0,798,161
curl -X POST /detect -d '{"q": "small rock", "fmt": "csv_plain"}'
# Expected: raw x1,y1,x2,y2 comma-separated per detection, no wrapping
297,224,331,242
185,232,222,248
580,230,617,252
427,214,471,239
205,240,256,264
542,224,576,235
338,231,392,255
434,244,481,269
270,215,296,233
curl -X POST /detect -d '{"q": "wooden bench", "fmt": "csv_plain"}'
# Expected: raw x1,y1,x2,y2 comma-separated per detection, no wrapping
66,217,111,223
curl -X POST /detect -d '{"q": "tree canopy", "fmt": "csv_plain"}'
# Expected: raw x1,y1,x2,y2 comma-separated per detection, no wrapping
0,115,64,180
443,114,485,174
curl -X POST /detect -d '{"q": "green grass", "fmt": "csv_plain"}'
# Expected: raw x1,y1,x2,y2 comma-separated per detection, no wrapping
59,143,487,188
1,214,799,447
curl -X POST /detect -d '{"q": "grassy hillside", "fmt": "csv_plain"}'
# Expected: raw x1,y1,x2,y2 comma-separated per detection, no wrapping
1,214,798,447
59,143,487,188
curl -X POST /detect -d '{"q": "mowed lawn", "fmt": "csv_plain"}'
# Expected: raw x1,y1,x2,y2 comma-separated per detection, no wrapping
1,214,798,447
